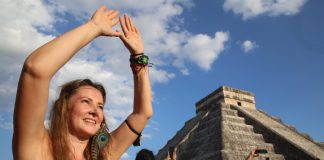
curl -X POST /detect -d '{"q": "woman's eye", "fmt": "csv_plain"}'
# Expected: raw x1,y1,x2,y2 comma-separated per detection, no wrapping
98,106,104,110
81,99,89,104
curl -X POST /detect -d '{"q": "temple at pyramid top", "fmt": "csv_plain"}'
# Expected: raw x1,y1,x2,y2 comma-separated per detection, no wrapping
196,86,256,113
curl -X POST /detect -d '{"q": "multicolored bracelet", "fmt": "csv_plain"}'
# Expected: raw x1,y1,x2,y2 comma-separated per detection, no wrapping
129,53,152,74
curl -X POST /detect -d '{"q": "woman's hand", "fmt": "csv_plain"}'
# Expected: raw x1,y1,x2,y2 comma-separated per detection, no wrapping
90,6,121,37
119,14,144,55
246,148,258,160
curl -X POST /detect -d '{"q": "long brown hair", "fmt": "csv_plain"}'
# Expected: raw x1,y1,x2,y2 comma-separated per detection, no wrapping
49,79,109,160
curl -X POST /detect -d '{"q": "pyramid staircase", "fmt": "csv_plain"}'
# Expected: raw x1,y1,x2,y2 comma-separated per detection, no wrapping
231,105,324,159
220,103,285,160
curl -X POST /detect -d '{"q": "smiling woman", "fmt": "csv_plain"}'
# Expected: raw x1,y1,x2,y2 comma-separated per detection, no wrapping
50,79,107,159
13,6,152,160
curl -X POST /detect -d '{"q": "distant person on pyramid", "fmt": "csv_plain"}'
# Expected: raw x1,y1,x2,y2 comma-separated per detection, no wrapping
165,146,177,160
135,149,155,160
13,6,152,160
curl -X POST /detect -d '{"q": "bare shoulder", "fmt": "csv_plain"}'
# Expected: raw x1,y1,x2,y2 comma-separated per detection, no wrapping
42,130,54,160
13,129,54,160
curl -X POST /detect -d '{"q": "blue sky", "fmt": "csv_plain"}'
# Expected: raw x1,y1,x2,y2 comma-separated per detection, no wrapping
0,0,323,159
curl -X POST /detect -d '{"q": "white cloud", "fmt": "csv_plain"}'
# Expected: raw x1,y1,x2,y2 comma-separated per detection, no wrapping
44,120,51,129
150,68,176,84
223,0,308,20
182,32,230,71
47,0,192,21
0,0,55,57
0,76,17,112
121,152,130,160
0,0,56,112
241,40,258,53
142,133,153,140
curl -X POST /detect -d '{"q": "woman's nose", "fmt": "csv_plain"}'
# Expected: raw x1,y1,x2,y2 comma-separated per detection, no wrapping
89,107,98,117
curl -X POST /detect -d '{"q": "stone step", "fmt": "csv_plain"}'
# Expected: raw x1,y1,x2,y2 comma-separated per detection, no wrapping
183,115,202,126
201,117,221,127
222,121,255,133
257,153,286,160
223,131,265,142
220,103,232,109
223,141,275,153
222,150,285,160
188,129,206,139
221,108,238,116
205,105,221,114
227,140,275,151
192,126,209,136
227,129,264,137
209,105,220,113
222,115,246,124
181,150,223,160
231,105,324,159
209,115,221,121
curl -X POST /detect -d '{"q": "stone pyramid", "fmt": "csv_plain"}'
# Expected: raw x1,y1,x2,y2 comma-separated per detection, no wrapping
156,86,324,160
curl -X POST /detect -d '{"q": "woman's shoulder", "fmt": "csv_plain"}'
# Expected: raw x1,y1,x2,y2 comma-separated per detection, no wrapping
40,130,55,160
13,129,54,160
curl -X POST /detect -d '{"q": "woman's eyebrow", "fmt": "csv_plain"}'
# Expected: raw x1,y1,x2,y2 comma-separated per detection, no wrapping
80,97,104,105
79,97,92,100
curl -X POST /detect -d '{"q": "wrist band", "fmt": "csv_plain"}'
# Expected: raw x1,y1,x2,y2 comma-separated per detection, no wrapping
130,53,144,57
129,53,153,74
129,54,149,65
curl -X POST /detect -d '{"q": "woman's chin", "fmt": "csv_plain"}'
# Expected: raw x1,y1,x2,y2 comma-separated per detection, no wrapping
84,129,98,136
76,127,99,139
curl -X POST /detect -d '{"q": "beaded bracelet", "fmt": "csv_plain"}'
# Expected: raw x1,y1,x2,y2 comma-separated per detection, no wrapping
129,53,153,74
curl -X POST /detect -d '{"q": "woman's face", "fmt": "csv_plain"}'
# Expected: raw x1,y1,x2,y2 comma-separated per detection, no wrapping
68,85,105,139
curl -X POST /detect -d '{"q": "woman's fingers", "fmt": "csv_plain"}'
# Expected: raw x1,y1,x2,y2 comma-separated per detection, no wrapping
125,14,132,32
119,14,140,38
110,29,122,37
120,14,138,33
109,10,120,28
119,16,128,34
111,17,119,26
128,15,136,32
106,10,119,20
118,31,127,42
104,10,113,18
118,14,144,54
134,26,139,34
98,6,106,13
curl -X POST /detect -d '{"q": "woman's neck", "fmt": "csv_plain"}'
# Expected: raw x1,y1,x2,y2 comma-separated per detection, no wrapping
68,133,89,160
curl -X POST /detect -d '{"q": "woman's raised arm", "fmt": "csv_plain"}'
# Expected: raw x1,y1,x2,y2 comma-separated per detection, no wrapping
13,6,120,159
109,14,153,159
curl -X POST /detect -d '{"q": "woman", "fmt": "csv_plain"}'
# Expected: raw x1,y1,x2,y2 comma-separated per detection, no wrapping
13,6,152,160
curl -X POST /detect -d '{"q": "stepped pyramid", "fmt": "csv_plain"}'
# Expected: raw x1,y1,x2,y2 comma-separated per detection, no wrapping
156,86,324,160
